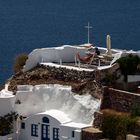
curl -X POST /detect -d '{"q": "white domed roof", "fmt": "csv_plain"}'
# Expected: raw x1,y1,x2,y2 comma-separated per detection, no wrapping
38,109,71,124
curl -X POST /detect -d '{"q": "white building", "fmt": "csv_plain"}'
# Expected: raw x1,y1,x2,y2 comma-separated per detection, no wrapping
19,110,90,140
0,84,98,140
14,84,100,140
1,45,140,140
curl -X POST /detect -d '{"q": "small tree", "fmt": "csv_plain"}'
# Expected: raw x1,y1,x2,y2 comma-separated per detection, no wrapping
0,112,18,136
13,53,28,73
130,103,140,118
117,54,140,82
101,110,137,140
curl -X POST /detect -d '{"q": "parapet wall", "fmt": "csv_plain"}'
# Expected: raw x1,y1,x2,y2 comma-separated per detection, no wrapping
23,45,124,72
23,45,86,72
101,87,140,112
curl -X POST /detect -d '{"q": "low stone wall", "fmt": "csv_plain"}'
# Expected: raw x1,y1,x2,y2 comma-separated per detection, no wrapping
137,86,140,94
93,111,103,129
82,127,103,140
44,65,95,82
101,87,140,112
92,87,140,138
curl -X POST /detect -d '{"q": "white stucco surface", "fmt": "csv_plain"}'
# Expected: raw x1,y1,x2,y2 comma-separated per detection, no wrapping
23,45,86,72
60,122,90,140
60,123,89,140
61,122,91,128
40,62,94,71
97,65,112,70
15,84,101,124
38,110,71,124
0,89,15,116
20,109,89,140
0,89,14,98
128,75,140,82
20,111,64,140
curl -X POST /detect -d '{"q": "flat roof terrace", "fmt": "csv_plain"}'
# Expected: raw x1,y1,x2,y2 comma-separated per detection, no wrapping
40,57,113,71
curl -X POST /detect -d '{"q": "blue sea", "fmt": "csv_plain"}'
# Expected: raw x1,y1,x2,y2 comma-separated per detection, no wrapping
0,0,140,84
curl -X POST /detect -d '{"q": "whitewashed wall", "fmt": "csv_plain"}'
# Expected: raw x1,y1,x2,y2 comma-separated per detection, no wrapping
23,45,86,72
0,90,15,116
20,114,61,140
15,84,101,124
60,122,90,140
60,125,81,140
20,112,88,140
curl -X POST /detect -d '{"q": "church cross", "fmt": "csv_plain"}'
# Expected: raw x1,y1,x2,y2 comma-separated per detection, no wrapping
85,22,93,44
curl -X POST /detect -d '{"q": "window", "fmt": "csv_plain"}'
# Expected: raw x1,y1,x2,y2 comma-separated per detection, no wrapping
72,131,75,138
42,117,49,123
53,128,59,140
31,124,38,137
42,124,50,140
21,122,25,129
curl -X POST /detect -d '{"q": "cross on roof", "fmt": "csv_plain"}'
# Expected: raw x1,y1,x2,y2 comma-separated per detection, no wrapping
85,22,93,44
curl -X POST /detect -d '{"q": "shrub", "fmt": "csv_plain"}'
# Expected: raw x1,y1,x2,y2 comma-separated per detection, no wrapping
103,72,118,86
0,112,18,136
130,103,140,118
13,53,28,73
117,54,140,82
101,110,137,140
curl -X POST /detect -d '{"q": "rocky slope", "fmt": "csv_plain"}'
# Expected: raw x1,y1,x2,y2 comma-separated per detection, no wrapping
8,64,102,99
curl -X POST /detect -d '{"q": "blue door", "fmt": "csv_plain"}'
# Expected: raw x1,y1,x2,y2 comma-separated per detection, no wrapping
41,124,50,140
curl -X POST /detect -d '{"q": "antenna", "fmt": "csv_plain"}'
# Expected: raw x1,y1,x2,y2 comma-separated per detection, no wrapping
85,22,93,44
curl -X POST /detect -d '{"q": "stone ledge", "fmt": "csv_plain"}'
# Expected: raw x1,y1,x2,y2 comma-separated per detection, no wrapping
82,127,103,140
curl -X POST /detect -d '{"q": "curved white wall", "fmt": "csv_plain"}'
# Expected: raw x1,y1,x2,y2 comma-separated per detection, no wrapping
23,45,86,72
0,90,15,116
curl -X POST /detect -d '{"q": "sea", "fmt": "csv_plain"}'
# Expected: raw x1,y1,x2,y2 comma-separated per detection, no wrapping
0,0,140,84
